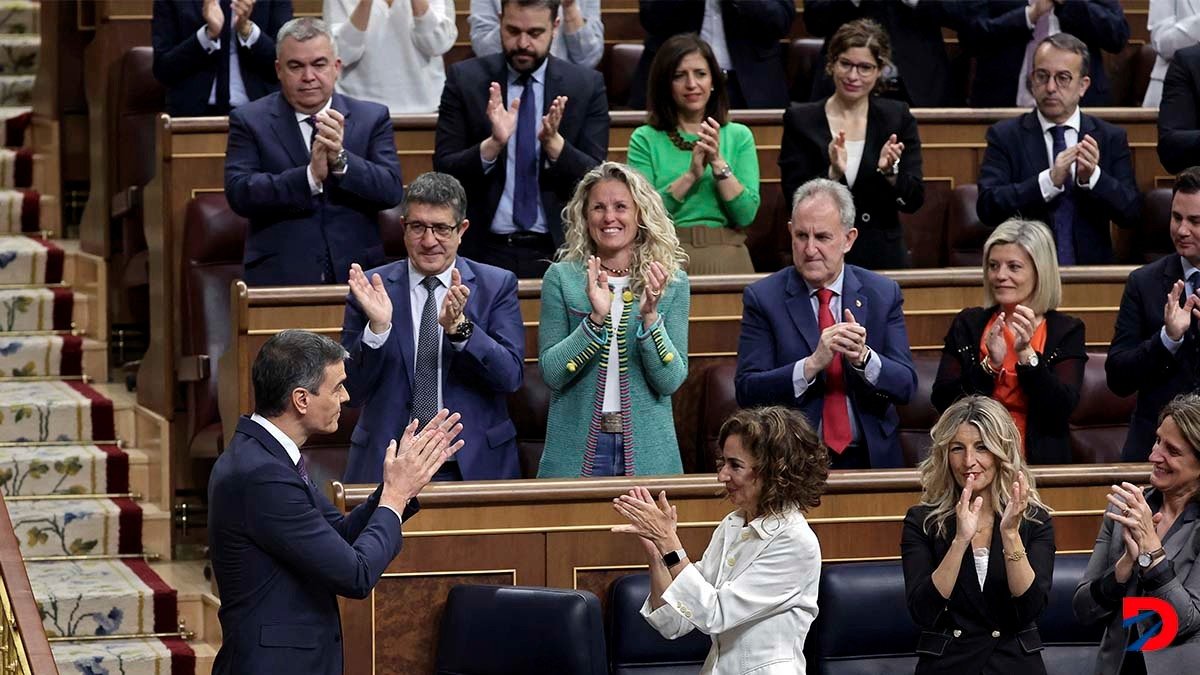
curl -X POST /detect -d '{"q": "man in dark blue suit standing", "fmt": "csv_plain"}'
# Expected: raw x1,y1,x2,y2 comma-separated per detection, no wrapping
208,329,463,674
342,172,525,483
225,17,404,286
735,178,917,469
152,0,294,116
977,32,1140,266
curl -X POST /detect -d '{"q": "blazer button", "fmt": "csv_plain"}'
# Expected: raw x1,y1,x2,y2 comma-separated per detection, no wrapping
664,352,675,363
952,629,961,638
991,630,1000,638
566,360,577,373
861,212,871,223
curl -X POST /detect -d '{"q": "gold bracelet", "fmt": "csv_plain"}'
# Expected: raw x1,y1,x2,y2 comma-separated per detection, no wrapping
981,359,998,376
1005,548,1027,562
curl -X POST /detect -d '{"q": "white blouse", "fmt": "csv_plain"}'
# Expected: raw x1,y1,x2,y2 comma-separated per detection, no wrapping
844,140,866,189
1145,0,1200,107
324,0,457,114
602,276,629,413
641,509,821,674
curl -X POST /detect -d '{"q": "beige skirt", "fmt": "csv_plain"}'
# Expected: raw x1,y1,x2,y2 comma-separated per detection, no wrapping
675,226,755,276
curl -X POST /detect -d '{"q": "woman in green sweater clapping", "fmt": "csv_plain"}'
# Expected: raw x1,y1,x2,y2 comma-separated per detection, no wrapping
537,162,690,478
627,33,761,276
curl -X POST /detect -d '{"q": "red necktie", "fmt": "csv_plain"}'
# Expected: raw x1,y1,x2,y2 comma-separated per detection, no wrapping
817,288,851,453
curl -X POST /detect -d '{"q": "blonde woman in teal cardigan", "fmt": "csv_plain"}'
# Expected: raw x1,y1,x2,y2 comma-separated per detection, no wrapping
538,162,690,478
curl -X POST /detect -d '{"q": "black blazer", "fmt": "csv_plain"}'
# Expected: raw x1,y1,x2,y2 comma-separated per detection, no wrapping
932,307,1087,465
901,505,1055,675
628,0,795,109
803,0,981,106
778,97,924,270
433,53,609,256
151,0,293,116
1106,254,1200,461
976,110,1141,265
1159,44,1200,175
961,0,1129,107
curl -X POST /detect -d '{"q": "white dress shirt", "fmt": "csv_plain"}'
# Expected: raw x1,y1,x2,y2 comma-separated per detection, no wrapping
641,509,821,674
790,266,882,445
1034,107,1101,203
196,22,262,108
699,0,732,71
479,59,549,234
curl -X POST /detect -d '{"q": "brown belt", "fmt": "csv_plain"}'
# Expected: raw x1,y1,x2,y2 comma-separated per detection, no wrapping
600,412,623,433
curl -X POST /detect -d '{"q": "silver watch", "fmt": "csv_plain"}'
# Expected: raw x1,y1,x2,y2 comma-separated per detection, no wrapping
1022,352,1039,368
331,149,349,173
713,163,733,181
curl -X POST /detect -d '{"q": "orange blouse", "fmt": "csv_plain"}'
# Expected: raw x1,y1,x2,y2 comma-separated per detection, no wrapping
979,312,1048,456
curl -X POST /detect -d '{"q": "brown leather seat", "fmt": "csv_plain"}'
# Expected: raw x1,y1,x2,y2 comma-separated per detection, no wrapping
508,362,550,478
747,181,789,272
110,46,165,326
379,204,407,261
1069,350,1134,464
897,350,943,467
1138,187,1174,264
698,358,740,472
901,180,951,269
180,194,248,459
608,43,644,109
946,184,988,267
786,38,825,103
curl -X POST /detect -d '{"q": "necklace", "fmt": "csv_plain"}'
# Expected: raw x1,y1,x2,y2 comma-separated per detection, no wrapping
600,262,631,276
667,128,696,152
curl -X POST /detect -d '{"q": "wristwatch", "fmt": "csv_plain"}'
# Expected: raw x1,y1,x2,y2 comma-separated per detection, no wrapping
447,317,473,343
661,549,687,568
713,163,733,181
330,149,349,173
1138,547,1166,570
1020,352,1040,368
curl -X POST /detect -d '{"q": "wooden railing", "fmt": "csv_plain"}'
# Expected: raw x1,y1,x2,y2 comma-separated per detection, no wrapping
0,494,58,674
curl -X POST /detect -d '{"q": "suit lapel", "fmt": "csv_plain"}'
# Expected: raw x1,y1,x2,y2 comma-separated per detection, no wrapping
388,261,417,385
855,101,885,188
332,93,354,153
270,93,310,168
784,268,820,353
842,265,868,326
234,416,314,493
1020,112,1050,174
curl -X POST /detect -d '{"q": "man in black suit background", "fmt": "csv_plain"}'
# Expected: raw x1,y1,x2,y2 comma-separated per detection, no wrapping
433,0,608,278
152,0,293,116
977,32,1140,265
628,0,795,110
1159,44,1200,175
1108,168,1200,461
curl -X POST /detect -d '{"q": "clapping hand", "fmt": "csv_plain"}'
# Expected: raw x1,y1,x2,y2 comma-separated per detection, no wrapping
840,309,869,367
1075,134,1100,186
539,95,568,161
953,474,986,545
349,263,392,335
438,268,471,333
876,133,904,174
203,0,224,40
381,409,465,511
999,471,1030,535
313,108,345,168
612,486,679,555
486,81,518,146
1007,304,1037,355
639,261,669,324
828,130,848,181
231,0,256,39
585,256,613,327
1163,280,1199,341
1050,145,1079,188
984,313,1007,372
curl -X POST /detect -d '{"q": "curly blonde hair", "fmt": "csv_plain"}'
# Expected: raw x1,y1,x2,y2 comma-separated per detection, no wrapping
717,406,830,519
556,162,687,295
918,396,1049,538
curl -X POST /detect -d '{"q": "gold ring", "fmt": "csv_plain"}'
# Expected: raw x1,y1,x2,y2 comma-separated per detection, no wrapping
1122,508,1131,517
651,290,661,297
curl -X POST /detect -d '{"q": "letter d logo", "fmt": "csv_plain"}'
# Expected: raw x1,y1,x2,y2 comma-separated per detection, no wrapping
1123,597,1179,651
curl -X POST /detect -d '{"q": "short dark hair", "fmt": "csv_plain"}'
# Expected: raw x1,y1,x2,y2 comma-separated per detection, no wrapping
402,172,468,224
825,18,892,90
252,330,347,417
1037,32,1090,78
717,406,830,516
646,34,729,131
1175,167,1200,197
500,0,561,16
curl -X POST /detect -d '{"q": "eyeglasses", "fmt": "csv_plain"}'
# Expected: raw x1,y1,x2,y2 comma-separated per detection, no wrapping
834,58,879,77
1030,70,1076,88
405,222,459,240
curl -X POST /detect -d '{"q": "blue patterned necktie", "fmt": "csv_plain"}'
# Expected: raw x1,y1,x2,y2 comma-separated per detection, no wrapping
412,276,442,427
296,454,311,485
512,74,538,230
1049,125,1078,265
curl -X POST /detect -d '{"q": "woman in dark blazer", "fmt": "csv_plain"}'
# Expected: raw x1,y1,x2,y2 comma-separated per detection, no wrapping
778,18,923,270
932,218,1086,465
1074,394,1200,674
902,396,1055,675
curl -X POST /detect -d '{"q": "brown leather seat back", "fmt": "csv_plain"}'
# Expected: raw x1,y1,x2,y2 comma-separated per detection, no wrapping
897,351,942,467
946,184,988,267
1069,350,1134,464
509,362,550,478
699,359,741,470
747,181,789,273
378,204,407,262
787,39,825,104
608,43,644,110
1139,188,1175,263
180,194,248,456
901,180,951,269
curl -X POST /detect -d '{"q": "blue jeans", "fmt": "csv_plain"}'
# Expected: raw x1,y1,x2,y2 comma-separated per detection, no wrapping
592,432,626,476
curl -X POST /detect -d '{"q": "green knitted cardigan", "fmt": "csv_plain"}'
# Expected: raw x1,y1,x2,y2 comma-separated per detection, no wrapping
536,261,690,478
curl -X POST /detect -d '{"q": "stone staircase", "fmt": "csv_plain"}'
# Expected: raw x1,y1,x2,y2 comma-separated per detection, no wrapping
0,3,221,671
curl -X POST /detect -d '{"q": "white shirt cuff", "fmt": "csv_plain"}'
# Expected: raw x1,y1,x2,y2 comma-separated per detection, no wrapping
480,149,498,174
307,165,324,195
196,25,221,53
1077,165,1101,190
363,321,392,348
792,359,815,398
237,22,261,48
855,348,883,385
1038,168,1064,202
1161,326,1185,354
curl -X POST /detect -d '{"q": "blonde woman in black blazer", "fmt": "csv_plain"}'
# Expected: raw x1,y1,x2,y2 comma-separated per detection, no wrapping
779,19,923,270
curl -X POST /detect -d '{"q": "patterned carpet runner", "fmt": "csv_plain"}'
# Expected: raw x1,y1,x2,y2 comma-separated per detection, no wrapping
0,16,198,667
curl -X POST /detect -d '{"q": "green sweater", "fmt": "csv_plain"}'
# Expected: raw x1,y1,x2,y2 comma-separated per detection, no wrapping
626,122,761,229
536,261,690,478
